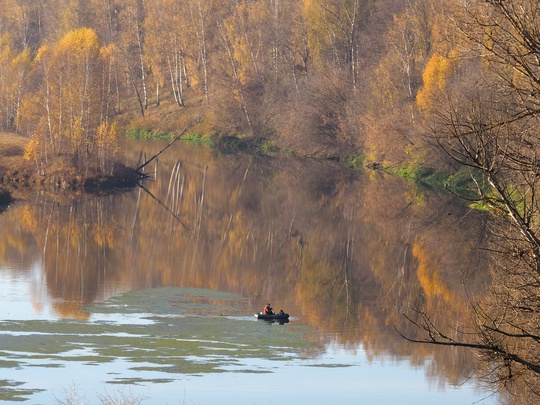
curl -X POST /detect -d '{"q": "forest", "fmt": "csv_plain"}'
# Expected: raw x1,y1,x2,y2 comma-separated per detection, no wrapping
2,0,540,403
0,0,455,174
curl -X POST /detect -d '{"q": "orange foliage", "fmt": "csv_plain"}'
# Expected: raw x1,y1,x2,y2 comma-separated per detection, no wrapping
416,52,456,111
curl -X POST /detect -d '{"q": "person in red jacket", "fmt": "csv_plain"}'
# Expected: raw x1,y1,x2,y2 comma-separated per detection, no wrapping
263,303,274,315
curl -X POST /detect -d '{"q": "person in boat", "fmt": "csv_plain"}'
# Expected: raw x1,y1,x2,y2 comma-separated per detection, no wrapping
263,303,274,315
278,309,285,315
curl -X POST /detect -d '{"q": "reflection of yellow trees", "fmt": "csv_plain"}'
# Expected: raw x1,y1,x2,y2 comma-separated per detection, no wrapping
20,205,38,231
2,230,28,261
0,142,490,384
54,302,90,320
296,252,340,321
413,241,454,306
92,223,115,249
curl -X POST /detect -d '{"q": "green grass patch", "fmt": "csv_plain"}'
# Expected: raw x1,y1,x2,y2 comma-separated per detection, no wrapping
468,201,493,212
387,164,488,201
125,128,215,146
386,164,440,188
181,132,213,146
125,128,171,140
344,154,365,171
258,140,279,156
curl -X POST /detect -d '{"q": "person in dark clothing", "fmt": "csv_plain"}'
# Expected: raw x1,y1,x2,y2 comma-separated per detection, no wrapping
263,303,274,315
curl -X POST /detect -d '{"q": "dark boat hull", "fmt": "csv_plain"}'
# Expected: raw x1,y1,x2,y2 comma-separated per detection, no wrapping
255,312,289,320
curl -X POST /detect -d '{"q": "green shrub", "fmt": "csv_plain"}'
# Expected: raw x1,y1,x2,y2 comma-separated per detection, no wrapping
445,166,486,200
124,129,171,140
345,154,365,171
258,140,279,156
182,133,213,145
414,166,447,192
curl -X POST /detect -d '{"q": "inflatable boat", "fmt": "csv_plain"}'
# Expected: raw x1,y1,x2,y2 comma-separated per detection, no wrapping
254,312,289,320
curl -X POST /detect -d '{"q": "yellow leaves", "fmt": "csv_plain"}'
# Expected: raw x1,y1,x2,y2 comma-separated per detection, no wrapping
70,117,85,154
416,53,456,112
23,27,113,168
56,27,100,56
95,121,120,162
222,3,265,85
23,116,51,163
99,43,117,60
0,35,12,63
23,136,40,161
303,0,328,67
95,122,119,149
304,0,365,73
0,32,11,50
95,121,121,172
11,47,31,69
47,28,101,83
34,44,50,64
53,28,101,83
303,0,315,16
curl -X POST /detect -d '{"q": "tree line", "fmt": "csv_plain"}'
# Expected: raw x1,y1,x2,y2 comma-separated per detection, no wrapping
0,0,451,170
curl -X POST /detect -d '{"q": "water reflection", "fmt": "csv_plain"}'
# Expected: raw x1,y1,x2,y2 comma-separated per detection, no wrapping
0,141,492,397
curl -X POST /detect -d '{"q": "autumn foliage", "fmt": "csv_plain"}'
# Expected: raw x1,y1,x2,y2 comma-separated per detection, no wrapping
415,53,455,111
19,27,120,176
0,0,461,171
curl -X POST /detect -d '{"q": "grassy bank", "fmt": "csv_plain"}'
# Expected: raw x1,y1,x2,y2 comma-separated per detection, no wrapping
385,162,486,204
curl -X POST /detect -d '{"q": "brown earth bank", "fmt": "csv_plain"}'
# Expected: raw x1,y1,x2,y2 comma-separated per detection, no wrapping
0,133,141,200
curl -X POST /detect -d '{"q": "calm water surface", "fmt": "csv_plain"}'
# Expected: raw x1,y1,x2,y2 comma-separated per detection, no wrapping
0,141,498,404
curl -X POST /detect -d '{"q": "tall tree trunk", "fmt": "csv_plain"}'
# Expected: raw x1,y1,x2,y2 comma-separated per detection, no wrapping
189,0,209,102
136,25,148,110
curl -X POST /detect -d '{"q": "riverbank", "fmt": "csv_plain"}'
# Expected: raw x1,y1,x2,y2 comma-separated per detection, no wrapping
1,129,475,211
0,132,140,195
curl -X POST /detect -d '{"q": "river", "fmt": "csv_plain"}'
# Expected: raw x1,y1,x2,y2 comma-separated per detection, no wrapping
0,140,499,404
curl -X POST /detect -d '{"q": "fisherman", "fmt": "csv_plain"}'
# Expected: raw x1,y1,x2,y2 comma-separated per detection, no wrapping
263,303,274,315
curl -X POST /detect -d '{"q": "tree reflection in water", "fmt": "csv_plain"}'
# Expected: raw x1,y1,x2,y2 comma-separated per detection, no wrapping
0,141,492,393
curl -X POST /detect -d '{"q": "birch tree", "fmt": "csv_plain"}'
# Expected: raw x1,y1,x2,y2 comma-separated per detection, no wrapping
118,0,148,116
186,0,215,102
0,0,44,51
305,0,369,86
22,28,118,172
0,35,31,131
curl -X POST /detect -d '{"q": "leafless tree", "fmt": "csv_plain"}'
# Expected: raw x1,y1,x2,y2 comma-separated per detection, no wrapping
400,1,540,401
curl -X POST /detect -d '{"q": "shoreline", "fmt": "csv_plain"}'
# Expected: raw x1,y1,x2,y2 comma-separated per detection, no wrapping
0,133,141,198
